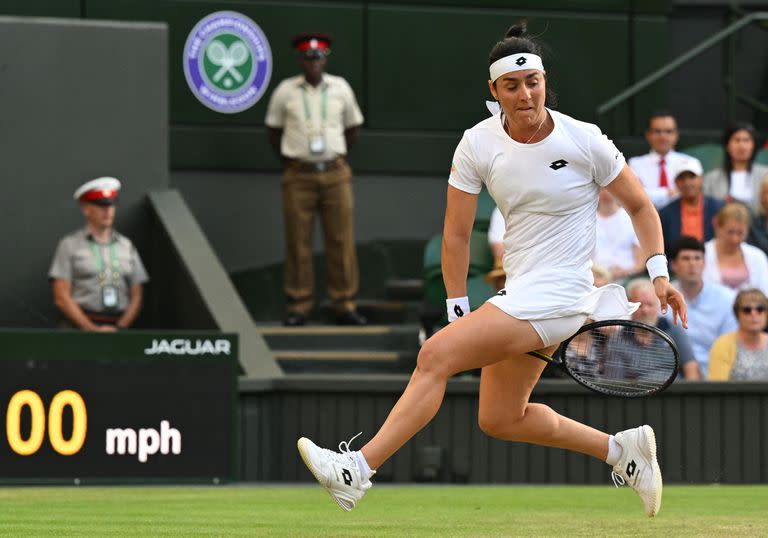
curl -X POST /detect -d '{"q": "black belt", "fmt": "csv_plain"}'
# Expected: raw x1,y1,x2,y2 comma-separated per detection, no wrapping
288,157,343,173
83,310,123,324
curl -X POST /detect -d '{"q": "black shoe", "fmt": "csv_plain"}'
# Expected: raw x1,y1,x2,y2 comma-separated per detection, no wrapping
283,312,307,327
336,310,367,326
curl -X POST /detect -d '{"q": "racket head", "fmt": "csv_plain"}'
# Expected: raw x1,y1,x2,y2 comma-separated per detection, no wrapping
206,40,227,63
557,319,680,398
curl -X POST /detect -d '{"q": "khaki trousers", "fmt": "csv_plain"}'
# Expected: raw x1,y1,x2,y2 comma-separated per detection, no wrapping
282,158,359,315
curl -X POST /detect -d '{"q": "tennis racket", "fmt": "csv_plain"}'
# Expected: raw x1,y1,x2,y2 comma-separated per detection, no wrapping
527,319,679,398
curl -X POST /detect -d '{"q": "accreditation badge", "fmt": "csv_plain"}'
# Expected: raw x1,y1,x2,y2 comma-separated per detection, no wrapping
101,285,119,309
309,134,326,155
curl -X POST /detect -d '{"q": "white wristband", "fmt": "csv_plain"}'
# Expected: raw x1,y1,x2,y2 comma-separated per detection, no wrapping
446,296,470,322
646,254,669,282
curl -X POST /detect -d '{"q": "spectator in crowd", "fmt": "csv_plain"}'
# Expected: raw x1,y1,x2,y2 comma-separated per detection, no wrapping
594,189,643,280
709,288,768,380
626,278,699,379
487,206,504,261
747,176,768,256
703,203,768,293
628,110,702,209
658,158,724,255
703,122,768,214
49,177,148,331
265,33,366,326
591,263,613,288
667,236,736,377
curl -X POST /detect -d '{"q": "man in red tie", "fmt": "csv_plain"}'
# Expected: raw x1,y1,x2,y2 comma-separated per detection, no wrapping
627,110,702,210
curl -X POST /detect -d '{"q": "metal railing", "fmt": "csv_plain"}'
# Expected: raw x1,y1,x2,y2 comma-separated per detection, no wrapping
596,11,768,133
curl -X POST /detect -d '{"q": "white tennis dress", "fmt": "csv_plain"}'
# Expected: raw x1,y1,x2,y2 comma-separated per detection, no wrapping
449,108,638,344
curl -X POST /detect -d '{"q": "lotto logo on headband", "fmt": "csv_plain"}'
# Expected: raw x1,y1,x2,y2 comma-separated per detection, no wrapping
489,53,545,82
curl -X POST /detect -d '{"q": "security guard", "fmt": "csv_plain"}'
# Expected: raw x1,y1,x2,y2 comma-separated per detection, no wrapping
265,33,366,326
49,177,148,331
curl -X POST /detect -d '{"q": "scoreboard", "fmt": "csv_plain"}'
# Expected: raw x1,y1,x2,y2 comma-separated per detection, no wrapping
0,330,237,483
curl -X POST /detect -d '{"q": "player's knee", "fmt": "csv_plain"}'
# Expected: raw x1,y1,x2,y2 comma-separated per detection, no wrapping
478,408,525,440
415,338,452,378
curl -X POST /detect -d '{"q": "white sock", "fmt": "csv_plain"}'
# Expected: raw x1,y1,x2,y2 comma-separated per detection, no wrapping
605,435,623,466
354,451,375,481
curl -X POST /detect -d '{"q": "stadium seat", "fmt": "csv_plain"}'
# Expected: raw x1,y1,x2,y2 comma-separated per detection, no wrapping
422,272,497,324
422,233,443,281
473,188,496,232
756,148,768,166
681,143,723,173
468,230,494,275
466,275,496,310
422,231,495,324
422,231,494,281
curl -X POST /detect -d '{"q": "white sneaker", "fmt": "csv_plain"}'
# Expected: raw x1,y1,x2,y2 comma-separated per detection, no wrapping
611,425,662,517
297,433,374,512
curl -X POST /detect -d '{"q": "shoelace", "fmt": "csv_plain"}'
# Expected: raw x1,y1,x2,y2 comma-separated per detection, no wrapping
321,432,362,468
611,471,626,488
338,432,362,455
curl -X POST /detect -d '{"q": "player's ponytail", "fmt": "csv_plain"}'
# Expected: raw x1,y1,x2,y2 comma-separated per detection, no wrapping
504,22,527,39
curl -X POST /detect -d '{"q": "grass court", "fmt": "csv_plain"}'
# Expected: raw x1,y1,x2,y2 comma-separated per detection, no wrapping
0,484,765,536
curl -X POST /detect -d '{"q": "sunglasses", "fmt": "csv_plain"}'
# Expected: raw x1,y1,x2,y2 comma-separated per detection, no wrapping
739,305,767,314
649,128,676,135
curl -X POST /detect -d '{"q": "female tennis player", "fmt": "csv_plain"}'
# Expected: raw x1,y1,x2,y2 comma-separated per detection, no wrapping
297,22,687,517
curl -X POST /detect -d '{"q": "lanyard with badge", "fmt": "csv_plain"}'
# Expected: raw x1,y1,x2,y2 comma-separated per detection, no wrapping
302,85,328,155
90,240,121,310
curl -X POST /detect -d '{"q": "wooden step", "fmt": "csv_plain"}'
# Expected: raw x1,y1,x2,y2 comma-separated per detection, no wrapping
385,278,424,301
274,350,400,362
257,325,395,336
257,323,421,351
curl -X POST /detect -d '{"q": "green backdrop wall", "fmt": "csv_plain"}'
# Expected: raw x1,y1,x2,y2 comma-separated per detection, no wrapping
0,16,168,327
5,1,763,279
3,0,672,174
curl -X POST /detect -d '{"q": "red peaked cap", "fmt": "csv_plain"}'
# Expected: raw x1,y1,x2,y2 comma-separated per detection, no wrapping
73,177,121,206
292,33,333,55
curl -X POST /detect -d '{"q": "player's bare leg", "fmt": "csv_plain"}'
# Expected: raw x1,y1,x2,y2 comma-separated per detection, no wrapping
477,350,609,460
478,342,661,516
298,303,545,510
360,303,546,469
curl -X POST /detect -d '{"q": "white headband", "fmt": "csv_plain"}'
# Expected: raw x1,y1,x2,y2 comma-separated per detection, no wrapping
489,53,545,82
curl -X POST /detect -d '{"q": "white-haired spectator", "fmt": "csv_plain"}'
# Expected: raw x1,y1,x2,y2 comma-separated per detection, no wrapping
626,278,699,379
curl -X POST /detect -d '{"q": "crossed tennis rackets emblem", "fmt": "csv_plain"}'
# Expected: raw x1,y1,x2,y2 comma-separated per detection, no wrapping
206,39,250,85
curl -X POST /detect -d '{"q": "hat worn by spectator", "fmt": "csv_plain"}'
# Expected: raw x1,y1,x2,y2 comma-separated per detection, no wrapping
73,177,121,206
292,33,333,59
672,158,703,180
485,259,505,285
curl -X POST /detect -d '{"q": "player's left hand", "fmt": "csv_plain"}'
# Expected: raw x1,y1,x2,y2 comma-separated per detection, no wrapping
654,277,688,328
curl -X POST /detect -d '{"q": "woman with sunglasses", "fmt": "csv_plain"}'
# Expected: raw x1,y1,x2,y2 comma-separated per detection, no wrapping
709,288,768,380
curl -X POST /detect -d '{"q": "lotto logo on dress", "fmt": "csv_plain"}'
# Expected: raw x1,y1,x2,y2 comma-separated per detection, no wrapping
183,11,272,113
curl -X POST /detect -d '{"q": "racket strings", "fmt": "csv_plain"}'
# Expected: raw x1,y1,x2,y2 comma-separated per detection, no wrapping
564,325,677,396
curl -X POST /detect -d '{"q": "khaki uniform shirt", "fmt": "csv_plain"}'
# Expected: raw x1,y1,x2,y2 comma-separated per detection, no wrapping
48,228,149,313
265,73,364,162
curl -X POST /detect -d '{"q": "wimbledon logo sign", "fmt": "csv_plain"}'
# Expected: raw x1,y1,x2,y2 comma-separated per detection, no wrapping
183,11,272,113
